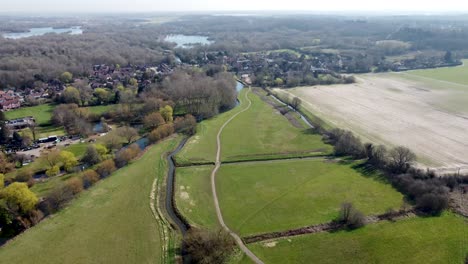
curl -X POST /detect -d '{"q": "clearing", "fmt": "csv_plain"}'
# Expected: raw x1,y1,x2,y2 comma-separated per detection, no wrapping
0,138,181,264
247,213,468,264
283,69,468,173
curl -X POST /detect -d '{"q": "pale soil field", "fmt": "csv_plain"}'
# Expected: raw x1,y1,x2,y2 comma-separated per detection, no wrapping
277,73,468,174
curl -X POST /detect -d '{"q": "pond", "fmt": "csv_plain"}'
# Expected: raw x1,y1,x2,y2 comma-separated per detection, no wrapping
2,26,83,39
164,34,213,48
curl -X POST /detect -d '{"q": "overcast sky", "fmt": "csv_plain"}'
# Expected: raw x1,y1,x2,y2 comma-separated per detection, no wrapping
2,0,468,13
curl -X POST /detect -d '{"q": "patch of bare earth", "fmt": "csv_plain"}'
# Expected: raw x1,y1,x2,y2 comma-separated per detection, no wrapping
283,74,468,174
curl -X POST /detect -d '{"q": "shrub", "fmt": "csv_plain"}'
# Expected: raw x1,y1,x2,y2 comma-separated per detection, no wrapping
148,123,174,143
46,165,60,177
82,145,102,165
114,144,141,168
59,151,78,172
336,202,366,229
96,160,117,178
66,177,83,195
15,169,34,183
42,184,75,214
334,131,365,158
416,192,449,215
143,111,165,129
82,169,100,189
183,229,235,264
174,114,197,135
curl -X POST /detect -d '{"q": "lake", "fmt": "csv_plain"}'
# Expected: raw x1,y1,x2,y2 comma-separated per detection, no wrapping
164,34,213,48
2,27,83,39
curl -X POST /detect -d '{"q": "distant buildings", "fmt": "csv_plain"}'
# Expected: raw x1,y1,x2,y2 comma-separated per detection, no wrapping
5,116,36,130
0,90,21,110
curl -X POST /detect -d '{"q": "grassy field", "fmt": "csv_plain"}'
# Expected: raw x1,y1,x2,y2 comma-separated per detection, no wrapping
247,213,468,264
220,90,332,162
406,59,468,86
175,165,218,229
0,137,181,264
5,104,55,125
85,104,116,115
176,159,404,237
176,88,332,165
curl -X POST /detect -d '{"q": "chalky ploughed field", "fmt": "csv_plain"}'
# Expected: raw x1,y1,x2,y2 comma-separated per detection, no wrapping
282,62,468,173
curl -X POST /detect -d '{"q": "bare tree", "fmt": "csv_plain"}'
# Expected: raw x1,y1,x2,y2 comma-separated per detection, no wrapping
116,126,139,144
337,202,366,229
389,146,416,173
291,97,302,110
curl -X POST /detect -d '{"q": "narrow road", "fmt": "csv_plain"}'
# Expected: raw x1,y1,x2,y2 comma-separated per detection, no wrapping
210,87,265,264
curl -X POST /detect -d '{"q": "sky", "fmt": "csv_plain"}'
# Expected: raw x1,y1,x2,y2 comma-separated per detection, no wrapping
1,0,468,13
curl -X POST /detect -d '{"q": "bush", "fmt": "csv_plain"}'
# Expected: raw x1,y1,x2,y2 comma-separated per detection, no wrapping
66,177,83,195
15,169,34,183
82,169,100,189
82,145,102,165
148,123,174,143
114,144,141,168
41,184,75,214
143,111,165,129
336,202,366,229
96,160,117,178
333,131,365,158
416,192,449,215
183,229,235,264
174,114,197,135
46,165,60,177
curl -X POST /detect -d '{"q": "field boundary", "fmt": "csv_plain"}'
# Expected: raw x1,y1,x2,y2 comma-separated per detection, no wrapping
175,153,332,167
243,209,417,244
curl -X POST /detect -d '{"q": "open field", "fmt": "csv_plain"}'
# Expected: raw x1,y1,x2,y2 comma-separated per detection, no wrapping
176,88,331,165
175,165,217,229
407,59,468,85
215,159,403,236
220,90,331,161
283,70,468,173
5,104,55,125
0,138,181,264
247,213,468,264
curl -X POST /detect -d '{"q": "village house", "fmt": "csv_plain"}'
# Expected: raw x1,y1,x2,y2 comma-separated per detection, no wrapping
0,90,21,111
5,116,36,130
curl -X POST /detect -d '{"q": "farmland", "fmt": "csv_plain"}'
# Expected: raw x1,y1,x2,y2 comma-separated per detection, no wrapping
175,88,332,165
175,89,402,237
0,137,181,264
216,159,403,236
282,69,468,173
247,213,468,264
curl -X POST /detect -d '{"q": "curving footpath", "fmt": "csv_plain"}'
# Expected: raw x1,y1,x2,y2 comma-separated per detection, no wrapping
210,87,265,264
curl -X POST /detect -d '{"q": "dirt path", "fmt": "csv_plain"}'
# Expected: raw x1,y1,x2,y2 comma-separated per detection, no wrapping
210,87,265,264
